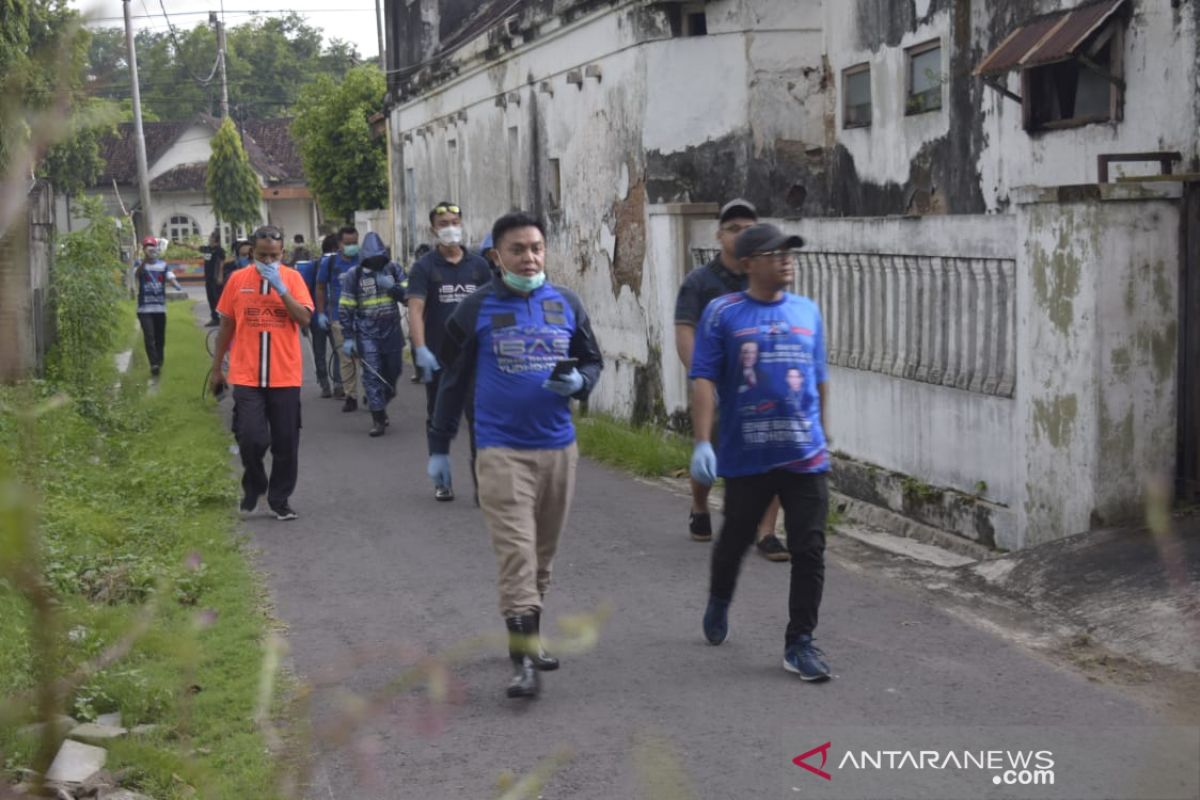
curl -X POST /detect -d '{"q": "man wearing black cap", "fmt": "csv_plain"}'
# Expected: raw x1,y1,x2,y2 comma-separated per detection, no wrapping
689,223,833,682
674,199,788,562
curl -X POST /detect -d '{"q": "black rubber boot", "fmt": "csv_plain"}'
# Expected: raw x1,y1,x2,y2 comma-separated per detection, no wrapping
369,411,386,437
342,396,358,413
529,609,559,671
505,614,540,699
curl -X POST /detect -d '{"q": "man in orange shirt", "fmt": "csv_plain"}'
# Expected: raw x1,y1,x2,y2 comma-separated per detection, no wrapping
209,225,314,521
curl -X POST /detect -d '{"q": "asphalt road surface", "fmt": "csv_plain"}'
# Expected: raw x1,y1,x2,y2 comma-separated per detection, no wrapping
194,299,1175,799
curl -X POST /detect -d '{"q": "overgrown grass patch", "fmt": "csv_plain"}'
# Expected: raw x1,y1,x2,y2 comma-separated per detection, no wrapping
1,300,282,798
574,413,692,478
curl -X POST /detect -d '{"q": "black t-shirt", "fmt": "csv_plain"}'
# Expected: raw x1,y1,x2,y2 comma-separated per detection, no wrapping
406,249,493,353
204,246,226,281
674,256,748,325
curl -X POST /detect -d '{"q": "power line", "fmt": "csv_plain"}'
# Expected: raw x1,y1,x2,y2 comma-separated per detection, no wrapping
147,0,222,85
87,8,378,22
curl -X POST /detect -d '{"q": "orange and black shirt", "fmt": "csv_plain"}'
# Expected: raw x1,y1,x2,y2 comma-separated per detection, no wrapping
217,266,314,388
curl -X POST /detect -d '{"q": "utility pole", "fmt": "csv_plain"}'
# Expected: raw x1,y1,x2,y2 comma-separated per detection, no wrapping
123,0,154,239
375,0,386,70
211,11,230,118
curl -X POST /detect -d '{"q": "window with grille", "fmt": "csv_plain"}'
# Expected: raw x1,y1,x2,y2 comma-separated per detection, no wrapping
162,214,201,242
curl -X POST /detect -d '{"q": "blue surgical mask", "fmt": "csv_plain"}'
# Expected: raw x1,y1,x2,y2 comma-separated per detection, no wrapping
343,244,360,257
237,256,251,267
501,268,546,294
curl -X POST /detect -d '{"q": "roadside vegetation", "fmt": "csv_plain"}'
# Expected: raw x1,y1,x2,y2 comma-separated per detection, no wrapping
1,206,281,797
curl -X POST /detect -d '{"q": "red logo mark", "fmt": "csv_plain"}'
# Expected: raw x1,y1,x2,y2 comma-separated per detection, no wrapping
793,741,833,781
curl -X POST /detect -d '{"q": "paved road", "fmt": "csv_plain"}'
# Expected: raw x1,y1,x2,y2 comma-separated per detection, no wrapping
191,297,1168,799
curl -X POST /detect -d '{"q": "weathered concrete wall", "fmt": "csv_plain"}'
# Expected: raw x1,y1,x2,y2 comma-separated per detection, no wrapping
756,214,1020,524
978,1,1200,210
1015,183,1181,548
823,0,1200,214
389,0,827,420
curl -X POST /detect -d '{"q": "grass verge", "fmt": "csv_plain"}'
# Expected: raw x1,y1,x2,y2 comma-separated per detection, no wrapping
574,413,692,478
1,300,282,798
574,412,842,532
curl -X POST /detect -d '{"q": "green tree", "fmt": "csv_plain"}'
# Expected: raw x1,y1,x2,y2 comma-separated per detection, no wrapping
84,13,361,122
1,0,105,207
292,65,387,221
206,116,261,232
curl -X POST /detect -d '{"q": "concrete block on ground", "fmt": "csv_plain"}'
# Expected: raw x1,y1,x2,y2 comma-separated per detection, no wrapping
44,740,107,784
69,722,128,740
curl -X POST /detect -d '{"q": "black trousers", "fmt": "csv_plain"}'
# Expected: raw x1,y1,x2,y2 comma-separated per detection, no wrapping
425,371,477,487
309,325,336,388
232,386,301,508
710,470,829,647
137,312,166,368
204,276,221,322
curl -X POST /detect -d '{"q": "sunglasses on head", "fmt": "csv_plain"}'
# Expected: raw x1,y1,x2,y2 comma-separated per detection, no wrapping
432,204,461,216
253,228,284,241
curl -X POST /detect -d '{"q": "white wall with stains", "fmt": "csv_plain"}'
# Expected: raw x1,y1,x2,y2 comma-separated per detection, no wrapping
389,0,825,420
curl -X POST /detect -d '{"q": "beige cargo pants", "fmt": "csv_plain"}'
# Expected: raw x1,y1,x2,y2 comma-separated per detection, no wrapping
476,443,579,617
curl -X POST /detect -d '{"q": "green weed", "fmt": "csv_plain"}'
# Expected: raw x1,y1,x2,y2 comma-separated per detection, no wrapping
575,413,693,478
0,301,280,798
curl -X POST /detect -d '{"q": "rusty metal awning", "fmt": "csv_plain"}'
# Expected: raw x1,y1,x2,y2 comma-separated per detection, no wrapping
974,0,1126,76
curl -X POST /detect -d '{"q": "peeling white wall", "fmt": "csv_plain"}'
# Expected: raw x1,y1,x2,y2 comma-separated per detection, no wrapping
824,6,953,187
147,124,214,182
389,0,821,420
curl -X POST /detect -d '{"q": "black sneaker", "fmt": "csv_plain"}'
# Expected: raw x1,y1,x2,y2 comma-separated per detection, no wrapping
756,534,791,562
689,511,713,542
205,319,220,327
239,492,259,515
270,504,298,521
319,383,332,399
341,397,358,413
150,365,161,377
435,485,455,502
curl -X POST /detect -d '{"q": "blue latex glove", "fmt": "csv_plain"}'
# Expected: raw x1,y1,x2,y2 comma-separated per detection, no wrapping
255,260,288,296
342,339,357,357
690,442,717,486
314,312,330,331
415,346,440,382
427,454,451,488
375,273,396,292
542,368,585,397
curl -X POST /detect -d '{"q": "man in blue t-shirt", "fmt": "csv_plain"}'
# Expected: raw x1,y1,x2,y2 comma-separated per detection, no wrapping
316,226,363,411
426,212,603,700
407,202,493,501
689,223,834,683
674,198,787,561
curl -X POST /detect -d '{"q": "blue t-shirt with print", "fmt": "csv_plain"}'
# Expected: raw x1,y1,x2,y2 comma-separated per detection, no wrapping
316,252,360,323
690,291,829,478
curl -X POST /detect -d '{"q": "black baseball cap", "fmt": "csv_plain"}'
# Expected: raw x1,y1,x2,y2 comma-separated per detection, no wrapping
718,198,758,224
734,223,806,260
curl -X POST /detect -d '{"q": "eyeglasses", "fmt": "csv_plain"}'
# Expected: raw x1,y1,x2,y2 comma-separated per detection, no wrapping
432,204,461,216
252,228,284,241
753,250,799,262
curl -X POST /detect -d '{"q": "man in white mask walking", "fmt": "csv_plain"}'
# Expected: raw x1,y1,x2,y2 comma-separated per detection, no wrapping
406,201,494,501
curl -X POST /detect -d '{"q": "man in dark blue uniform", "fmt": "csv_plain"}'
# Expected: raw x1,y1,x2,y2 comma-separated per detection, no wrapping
316,226,363,411
407,202,493,501
338,232,408,437
426,212,603,700
690,223,833,682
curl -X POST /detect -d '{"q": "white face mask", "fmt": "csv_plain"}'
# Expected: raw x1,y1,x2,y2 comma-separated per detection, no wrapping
437,226,464,246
